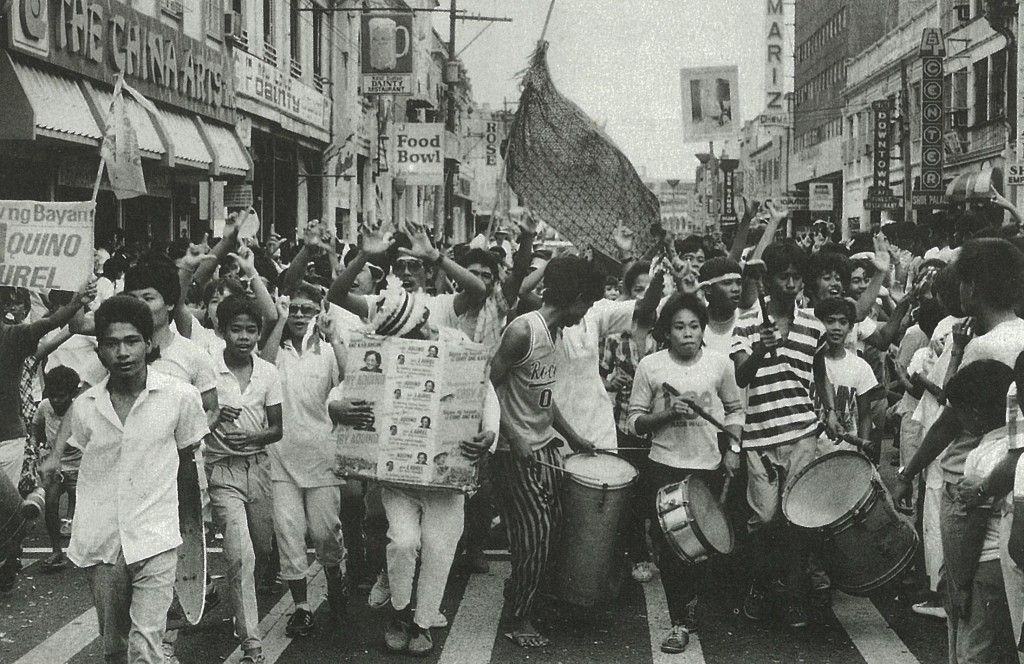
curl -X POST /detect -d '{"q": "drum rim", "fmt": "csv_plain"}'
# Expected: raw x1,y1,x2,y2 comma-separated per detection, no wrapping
781,450,873,528
563,452,638,489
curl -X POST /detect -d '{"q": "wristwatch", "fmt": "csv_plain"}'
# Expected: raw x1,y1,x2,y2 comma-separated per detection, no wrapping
896,465,912,483
729,442,742,455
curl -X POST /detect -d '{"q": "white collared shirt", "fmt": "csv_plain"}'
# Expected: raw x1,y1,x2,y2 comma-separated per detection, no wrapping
270,337,342,487
67,371,209,567
207,352,283,462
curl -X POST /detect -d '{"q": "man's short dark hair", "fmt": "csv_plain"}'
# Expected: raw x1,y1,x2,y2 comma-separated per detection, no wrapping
217,295,263,333
915,298,946,338
124,257,181,309
763,242,809,278
44,365,80,396
674,235,704,256
460,248,499,279
95,295,154,341
806,251,851,289
542,256,604,307
955,238,1024,310
814,297,856,324
946,359,1014,431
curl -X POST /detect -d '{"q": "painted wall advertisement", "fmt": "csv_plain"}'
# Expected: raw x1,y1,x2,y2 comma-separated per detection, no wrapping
233,50,331,129
334,333,489,492
391,123,445,185
680,66,740,141
0,201,95,290
465,114,506,212
361,12,414,95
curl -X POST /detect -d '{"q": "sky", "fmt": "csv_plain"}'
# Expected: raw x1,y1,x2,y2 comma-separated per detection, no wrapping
434,0,772,180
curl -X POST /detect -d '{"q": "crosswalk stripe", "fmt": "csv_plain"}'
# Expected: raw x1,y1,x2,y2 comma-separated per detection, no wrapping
642,578,705,664
437,561,510,664
13,607,98,664
221,562,326,664
832,592,921,664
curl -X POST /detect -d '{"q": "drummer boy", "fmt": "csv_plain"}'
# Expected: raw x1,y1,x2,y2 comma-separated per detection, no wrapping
628,293,742,654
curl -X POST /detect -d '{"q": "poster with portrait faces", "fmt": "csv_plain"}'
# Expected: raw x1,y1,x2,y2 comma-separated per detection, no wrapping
334,332,489,492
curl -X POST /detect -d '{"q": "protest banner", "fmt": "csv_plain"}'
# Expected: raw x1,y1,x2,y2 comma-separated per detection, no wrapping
680,65,741,142
334,332,490,492
0,200,95,290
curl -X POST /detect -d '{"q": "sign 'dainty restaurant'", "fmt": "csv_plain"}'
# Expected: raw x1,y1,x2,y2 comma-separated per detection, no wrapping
8,0,234,122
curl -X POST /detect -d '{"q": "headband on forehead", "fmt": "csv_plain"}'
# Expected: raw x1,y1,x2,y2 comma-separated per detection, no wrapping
697,272,742,290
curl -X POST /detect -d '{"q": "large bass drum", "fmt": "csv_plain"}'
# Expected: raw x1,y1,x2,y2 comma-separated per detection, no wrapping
783,450,918,595
552,453,638,607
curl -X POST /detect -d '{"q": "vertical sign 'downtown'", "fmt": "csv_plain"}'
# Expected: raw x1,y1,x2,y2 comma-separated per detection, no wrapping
865,100,900,210
914,28,946,209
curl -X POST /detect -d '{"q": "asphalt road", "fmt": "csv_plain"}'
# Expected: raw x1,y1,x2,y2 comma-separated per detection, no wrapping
2,439,951,664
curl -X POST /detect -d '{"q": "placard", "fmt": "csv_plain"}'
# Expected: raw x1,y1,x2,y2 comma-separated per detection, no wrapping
224,184,254,208
0,200,95,290
334,333,489,492
809,182,834,212
391,123,445,185
680,66,740,141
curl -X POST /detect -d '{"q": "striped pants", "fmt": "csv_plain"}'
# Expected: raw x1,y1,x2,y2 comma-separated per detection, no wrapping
492,444,563,619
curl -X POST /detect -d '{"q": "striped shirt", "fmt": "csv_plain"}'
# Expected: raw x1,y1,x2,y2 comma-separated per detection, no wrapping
731,307,824,449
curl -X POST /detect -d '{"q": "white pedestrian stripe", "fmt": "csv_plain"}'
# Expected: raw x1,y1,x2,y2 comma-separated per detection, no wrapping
13,607,98,664
221,562,326,664
642,579,705,664
437,561,510,664
832,592,921,664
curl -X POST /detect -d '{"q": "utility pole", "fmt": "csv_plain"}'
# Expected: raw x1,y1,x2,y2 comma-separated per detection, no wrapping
900,58,913,224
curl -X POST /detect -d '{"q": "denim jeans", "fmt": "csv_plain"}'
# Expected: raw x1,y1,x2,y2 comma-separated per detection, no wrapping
90,548,177,664
207,453,274,652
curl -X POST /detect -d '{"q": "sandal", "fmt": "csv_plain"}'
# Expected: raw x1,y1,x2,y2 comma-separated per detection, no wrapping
41,553,69,571
504,631,551,648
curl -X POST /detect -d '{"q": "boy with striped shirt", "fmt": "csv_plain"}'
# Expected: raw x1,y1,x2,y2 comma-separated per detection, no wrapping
731,243,824,628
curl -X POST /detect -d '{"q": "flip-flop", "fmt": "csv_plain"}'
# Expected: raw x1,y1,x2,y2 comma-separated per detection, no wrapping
41,554,69,571
504,631,551,648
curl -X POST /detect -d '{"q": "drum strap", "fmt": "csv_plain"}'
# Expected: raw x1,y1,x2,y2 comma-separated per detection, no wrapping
758,454,779,484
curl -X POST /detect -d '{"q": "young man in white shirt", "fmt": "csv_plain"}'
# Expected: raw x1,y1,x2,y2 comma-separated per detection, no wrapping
57,296,208,663
206,296,283,664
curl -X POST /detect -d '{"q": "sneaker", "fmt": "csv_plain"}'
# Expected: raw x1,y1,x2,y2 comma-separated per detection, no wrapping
368,571,391,610
742,585,766,622
632,561,656,583
786,600,810,629
407,624,434,656
239,649,266,664
384,608,411,652
912,599,948,619
325,567,348,617
660,624,690,654
161,642,180,664
285,607,315,637
684,599,700,634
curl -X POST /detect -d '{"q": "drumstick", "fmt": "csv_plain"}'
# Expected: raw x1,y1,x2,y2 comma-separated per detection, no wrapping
756,284,778,359
662,383,742,445
532,458,603,485
720,475,732,504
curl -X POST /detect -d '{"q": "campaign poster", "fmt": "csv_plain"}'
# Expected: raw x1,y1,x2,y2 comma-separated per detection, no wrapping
0,200,95,290
334,333,489,492
680,66,741,141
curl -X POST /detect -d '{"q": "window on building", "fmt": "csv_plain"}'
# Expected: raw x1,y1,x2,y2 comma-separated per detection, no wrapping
263,0,273,48
205,0,223,40
991,49,1007,119
290,0,301,63
974,58,989,123
312,5,323,80
953,69,969,109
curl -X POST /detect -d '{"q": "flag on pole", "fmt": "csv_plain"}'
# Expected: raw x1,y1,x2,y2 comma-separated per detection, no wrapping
99,74,147,200
505,42,660,259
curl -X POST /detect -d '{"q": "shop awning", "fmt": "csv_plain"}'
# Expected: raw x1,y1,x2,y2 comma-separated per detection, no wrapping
0,53,103,145
162,110,214,169
200,120,253,177
945,167,1003,203
82,82,165,159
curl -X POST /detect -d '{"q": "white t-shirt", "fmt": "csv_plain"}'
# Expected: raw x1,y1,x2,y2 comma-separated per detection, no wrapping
815,351,879,436
961,317,1024,368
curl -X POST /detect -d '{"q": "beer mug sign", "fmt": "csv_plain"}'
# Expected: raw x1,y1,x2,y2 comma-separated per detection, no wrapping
368,18,409,71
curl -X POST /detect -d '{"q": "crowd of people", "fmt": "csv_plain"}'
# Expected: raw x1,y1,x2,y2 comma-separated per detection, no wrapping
4,193,1024,663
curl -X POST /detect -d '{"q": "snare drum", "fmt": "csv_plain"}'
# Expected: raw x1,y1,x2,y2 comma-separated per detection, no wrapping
553,453,638,606
657,476,734,565
783,451,918,595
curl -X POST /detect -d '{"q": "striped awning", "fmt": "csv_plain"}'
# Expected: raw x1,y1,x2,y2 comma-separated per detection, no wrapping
945,167,1003,203
83,82,165,158
0,53,102,144
201,121,253,176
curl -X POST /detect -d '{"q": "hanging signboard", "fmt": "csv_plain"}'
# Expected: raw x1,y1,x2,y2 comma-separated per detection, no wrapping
361,12,414,95
391,123,445,185
809,182,834,211
719,159,739,222
0,200,95,290
914,28,946,209
680,66,740,141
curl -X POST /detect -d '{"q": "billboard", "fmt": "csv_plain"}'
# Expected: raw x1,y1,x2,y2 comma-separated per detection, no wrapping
361,12,414,95
680,66,740,141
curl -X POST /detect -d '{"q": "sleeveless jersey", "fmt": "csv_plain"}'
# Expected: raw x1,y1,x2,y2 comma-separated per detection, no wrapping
496,311,559,451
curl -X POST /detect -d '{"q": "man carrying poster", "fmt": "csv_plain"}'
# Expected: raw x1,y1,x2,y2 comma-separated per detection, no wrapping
330,282,496,656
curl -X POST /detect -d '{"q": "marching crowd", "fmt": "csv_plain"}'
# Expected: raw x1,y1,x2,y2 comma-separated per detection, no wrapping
4,193,1024,664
